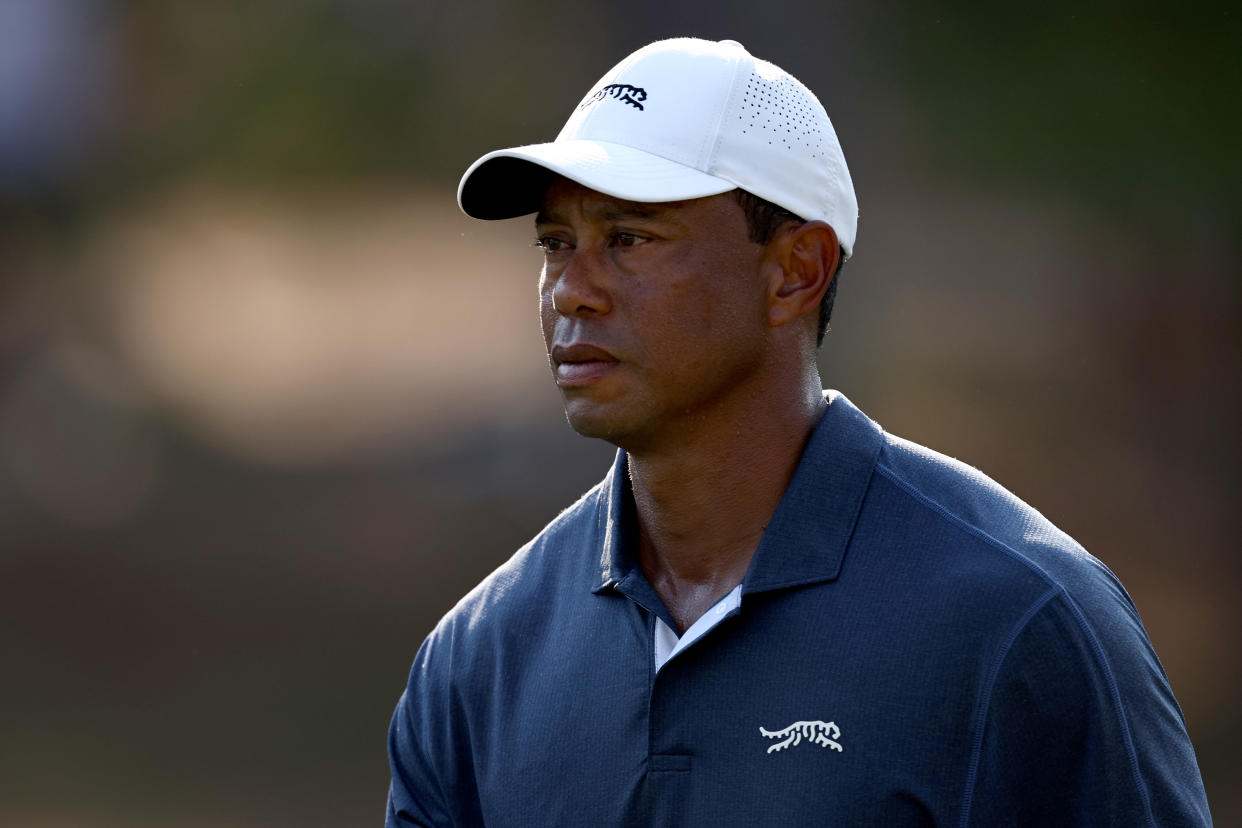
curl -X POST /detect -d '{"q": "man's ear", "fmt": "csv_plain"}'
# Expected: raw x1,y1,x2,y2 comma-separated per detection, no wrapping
766,221,840,329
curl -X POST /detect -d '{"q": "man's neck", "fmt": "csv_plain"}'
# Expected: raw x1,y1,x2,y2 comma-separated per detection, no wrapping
627,383,826,633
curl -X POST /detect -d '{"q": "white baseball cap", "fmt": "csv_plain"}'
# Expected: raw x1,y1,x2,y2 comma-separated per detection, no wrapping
457,37,858,257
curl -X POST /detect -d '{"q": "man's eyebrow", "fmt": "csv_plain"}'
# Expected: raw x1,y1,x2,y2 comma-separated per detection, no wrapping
535,202,671,226
592,203,668,222
534,209,563,227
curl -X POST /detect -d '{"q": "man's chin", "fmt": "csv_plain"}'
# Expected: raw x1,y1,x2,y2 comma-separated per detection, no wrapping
564,410,623,444
562,399,641,447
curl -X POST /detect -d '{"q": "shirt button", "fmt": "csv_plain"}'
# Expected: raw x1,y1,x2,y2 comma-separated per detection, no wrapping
715,604,727,616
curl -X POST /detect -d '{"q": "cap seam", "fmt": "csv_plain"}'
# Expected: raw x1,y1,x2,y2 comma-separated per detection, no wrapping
704,47,751,182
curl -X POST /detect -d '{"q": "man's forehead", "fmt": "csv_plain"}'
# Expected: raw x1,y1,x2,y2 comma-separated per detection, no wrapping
535,178,728,226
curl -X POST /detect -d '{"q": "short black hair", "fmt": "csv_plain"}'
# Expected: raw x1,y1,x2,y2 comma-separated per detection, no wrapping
731,189,845,346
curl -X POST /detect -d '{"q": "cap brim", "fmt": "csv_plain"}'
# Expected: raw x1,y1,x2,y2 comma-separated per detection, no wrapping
457,140,737,220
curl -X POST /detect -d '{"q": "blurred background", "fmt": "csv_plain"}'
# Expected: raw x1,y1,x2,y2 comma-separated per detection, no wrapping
0,1,1237,825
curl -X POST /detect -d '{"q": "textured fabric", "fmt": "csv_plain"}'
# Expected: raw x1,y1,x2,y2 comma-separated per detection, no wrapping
386,391,1211,827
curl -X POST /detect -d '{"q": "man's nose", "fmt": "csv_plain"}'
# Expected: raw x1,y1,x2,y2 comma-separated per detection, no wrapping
551,246,612,318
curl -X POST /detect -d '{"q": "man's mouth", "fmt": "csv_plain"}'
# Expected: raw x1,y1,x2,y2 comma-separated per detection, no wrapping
551,343,620,387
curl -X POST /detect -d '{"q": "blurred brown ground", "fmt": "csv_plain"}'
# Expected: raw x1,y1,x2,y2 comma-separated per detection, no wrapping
1,2,1238,825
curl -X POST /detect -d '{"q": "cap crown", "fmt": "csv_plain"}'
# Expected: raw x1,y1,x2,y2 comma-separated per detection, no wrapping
558,38,857,255
557,40,736,172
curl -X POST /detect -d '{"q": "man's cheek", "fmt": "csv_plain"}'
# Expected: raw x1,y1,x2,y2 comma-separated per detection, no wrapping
539,296,556,347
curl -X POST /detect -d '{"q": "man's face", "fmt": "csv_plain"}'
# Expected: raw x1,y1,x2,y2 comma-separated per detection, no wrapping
536,178,771,451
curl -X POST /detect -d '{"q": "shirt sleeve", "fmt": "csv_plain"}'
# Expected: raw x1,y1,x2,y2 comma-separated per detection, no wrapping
386,634,464,828
386,692,447,826
962,590,1213,827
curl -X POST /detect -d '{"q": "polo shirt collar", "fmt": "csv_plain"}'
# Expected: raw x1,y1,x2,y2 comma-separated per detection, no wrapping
592,449,638,594
742,390,884,593
593,390,884,595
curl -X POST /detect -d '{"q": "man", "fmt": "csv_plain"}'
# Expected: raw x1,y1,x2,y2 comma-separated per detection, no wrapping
387,38,1211,826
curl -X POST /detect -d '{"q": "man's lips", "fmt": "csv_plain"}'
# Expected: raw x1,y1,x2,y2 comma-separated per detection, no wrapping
550,343,620,386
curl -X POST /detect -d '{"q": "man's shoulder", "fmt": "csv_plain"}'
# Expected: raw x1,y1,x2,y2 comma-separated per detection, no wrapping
424,475,607,649
863,434,1209,825
874,431,1081,551
867,428,1130,620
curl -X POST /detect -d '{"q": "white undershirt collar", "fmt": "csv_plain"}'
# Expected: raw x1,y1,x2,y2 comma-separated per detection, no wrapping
652,584,743,673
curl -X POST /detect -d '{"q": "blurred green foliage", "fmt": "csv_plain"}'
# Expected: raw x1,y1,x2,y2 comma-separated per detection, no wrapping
112,1,438,187
20,0,1221,239
0,0,1224,234
895,2,1240,223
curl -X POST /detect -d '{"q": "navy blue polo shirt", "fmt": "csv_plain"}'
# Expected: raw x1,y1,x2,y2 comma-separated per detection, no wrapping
387,392,1211,827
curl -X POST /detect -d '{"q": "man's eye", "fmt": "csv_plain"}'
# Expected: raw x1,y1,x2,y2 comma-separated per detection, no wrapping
534,236,570,252
612,232,648,248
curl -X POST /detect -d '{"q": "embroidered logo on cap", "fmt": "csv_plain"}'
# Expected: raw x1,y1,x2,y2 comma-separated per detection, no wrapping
579,83,647,111
759,720,843,754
